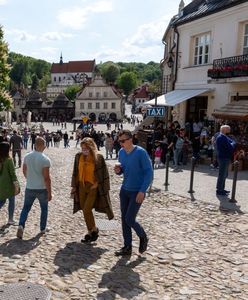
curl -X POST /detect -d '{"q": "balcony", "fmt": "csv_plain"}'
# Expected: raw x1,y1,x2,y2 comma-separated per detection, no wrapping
207,54,248,79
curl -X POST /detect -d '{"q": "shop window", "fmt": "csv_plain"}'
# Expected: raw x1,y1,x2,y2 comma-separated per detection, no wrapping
243,23,248,55
193,33,210,65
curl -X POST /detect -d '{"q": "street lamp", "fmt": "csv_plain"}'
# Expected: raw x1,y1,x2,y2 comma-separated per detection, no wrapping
167,55,174,68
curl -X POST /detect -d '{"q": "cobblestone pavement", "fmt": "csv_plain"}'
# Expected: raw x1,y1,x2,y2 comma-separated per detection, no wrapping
1,138,248,299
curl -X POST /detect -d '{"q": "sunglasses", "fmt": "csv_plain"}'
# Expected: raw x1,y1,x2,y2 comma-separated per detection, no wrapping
119,138,130,144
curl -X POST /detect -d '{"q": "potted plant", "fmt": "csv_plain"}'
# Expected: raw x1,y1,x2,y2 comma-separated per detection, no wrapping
233,64,248,77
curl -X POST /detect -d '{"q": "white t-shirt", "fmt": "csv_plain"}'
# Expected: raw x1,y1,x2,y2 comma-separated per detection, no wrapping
24,151,51,189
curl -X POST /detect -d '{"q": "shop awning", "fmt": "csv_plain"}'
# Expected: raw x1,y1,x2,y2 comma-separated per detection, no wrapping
212,101,248,120
145,89,211,106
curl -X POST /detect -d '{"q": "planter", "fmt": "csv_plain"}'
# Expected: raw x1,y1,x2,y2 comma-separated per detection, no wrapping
218,71,232,78
207,70,219,78
233,70,248,77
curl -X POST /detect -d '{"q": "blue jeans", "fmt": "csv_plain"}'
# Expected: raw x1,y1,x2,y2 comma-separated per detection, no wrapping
216,159,230,192
19,189,48,231
0,196,15,220
120,188,146,247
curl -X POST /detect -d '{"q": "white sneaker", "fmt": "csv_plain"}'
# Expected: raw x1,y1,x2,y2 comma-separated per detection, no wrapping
40,228,50,235
7,219,16,225
17,225,24,239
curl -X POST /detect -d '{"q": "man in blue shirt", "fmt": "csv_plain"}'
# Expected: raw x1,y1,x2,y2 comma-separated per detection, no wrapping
114,130,153,256
216,125,236,197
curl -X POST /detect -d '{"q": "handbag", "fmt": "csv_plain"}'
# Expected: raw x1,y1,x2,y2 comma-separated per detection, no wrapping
13,181,20,196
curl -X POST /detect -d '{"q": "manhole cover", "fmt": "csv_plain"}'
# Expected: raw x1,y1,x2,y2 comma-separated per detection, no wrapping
0,282,51,300
95,219,120,230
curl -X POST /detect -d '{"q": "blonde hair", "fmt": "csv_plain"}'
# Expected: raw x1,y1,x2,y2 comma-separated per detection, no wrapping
80,137,98,162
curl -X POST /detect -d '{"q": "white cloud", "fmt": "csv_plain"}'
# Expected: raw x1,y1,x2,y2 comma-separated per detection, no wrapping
57,0,113,30
0,0,7,5
41,32,75,41
5,29,36,42
125,15,171,48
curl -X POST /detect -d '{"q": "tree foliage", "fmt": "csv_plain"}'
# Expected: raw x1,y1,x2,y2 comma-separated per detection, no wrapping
100,62,120,83
8,52,51,91
116,71,137,97
64,85,82,101
0,25,12,111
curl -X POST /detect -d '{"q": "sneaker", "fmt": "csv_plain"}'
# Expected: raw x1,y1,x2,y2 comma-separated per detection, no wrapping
216,190,228,196
224,190,230,194
17,225,24,239
7,219,16,225
229,199,237,203
139,234,148,254
115,246,132,256
40,228,49,235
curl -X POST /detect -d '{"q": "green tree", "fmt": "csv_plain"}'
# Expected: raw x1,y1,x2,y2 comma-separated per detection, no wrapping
101,62,120,83
31,74,39,90
117,71,137,99
64,85,81,101
0,26,12,111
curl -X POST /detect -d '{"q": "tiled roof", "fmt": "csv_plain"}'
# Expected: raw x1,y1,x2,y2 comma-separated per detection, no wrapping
51,60,95,74
173,0,247,26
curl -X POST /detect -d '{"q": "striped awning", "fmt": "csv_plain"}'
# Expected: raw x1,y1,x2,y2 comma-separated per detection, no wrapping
212,101,248,120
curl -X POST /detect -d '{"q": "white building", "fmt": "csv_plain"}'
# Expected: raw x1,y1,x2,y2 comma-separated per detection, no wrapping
160,0,248,125
75,76,124,122
46,55,95,100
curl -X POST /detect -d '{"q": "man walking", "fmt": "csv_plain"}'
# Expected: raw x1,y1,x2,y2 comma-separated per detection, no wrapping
9,130,23,167
17,137,52,239
216,125,236,197
114,130,153,256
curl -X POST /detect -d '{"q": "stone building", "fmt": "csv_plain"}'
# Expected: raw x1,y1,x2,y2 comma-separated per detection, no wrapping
46,55,96,100
159,0,248,125
75,76,124,122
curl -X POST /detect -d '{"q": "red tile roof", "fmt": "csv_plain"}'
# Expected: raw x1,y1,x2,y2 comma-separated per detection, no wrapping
51,60,95,74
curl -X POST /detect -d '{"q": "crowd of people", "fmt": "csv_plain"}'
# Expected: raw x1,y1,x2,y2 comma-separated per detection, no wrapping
0,127,153,256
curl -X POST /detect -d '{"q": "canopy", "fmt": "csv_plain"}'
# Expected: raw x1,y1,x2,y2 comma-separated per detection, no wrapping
145,89,211,106
212,101,248,120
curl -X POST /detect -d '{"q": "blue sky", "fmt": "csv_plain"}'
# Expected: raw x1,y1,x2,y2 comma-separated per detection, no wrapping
0,0,189,64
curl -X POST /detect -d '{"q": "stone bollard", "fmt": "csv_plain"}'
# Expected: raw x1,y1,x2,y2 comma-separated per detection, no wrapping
188,157,196,194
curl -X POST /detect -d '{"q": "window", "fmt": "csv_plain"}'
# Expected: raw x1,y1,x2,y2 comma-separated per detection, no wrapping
243,24,248,54
54,77,56,82
193,33,210,65
104,91,108,97
96,102,100,109
104,102,108,109
80,103,84,110
89,92,92,97
111,102,116,109
96,92,100,98
88,103,92,109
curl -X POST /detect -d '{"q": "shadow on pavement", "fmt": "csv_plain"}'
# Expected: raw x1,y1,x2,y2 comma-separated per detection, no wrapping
216,195,244,214
54,242,107,277
97,256,146,299
0,234,42,257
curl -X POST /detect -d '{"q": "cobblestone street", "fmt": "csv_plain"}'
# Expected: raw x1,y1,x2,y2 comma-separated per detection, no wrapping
1,145,248,299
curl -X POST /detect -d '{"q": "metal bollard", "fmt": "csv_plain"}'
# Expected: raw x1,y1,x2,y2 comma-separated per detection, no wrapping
188,157,196,194
164,153,170,189
230,160,239,202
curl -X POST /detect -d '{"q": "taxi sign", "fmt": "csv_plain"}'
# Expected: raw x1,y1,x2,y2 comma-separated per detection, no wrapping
146,107,165,117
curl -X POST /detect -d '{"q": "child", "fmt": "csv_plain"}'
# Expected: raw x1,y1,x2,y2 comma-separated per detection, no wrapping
154,144,163,168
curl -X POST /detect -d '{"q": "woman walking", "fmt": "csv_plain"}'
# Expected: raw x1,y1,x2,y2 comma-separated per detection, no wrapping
71,137,114,243
0,142,19,225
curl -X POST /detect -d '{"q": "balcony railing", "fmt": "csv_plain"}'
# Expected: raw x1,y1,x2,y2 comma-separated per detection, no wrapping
208,54,248,79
